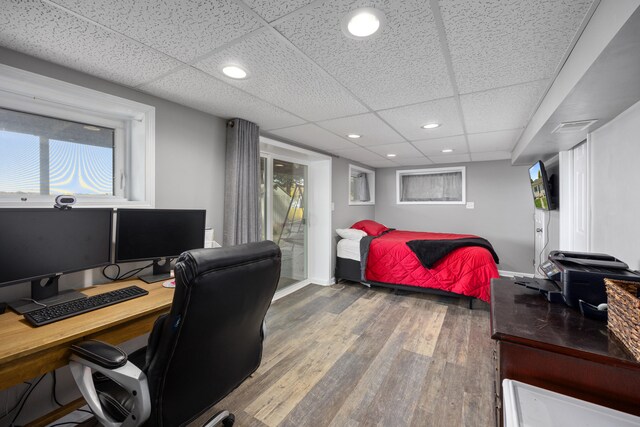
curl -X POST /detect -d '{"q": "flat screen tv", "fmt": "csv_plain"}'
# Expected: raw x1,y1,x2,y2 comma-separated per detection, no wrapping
529,161,555,210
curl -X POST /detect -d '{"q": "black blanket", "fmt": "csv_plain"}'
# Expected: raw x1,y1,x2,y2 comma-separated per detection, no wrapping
406,238,499,269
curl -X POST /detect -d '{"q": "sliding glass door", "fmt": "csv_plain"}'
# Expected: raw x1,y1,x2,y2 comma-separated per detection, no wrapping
260,155,308,290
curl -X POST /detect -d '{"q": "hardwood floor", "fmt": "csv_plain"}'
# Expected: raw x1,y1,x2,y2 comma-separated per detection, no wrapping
194,282,496,427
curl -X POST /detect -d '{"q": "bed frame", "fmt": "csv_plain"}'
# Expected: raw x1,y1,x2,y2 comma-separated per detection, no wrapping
335,256,475,309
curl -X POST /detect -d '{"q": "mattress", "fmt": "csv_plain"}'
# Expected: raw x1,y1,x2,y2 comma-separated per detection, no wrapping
337,238,361,261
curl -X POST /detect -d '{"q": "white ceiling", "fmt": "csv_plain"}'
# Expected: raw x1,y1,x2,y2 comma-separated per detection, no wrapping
0,0,597,168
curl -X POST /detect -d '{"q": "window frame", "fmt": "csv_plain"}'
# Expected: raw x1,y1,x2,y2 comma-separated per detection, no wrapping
348,164,375,206
0,64,155,208
396,166,466,205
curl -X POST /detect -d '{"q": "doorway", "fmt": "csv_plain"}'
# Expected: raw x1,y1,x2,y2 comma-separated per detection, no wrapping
261,155,308,290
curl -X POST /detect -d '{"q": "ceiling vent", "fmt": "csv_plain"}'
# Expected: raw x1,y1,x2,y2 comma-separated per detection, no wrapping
552,119,597,134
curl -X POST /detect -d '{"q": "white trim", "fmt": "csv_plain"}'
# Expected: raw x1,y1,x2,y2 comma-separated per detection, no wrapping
348,164,375,205
310,276,336,286
498,270,536,278
396,166,466,205
272,279,312,302
0,64,155,208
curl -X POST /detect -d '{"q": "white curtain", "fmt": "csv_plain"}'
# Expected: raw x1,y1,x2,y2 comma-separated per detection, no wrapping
352,173,370,202
401,172,462,202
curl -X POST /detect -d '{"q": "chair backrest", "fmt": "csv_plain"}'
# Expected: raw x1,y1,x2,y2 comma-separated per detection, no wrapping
144,241,281,426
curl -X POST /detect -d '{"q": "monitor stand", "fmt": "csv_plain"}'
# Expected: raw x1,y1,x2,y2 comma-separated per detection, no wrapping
139,258,174,284
8,275,85,314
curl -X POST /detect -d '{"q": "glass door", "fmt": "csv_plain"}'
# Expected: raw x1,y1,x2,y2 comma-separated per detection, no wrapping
260,155,308,290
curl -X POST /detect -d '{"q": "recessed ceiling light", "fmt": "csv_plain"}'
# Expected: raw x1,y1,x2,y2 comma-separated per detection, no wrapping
386,153,397,158
347,134,361,139
341,8,386,39
441,149,454,153
222,65,247,79
422,123,441,129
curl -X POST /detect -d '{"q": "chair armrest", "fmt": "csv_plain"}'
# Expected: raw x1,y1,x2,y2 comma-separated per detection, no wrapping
71,340,127,369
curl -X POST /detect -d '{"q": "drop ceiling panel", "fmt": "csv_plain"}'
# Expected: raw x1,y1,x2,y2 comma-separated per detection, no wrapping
269,123,358,151
139,67,304,130
467,129,522,152
243,0,316,23
377,97,464,141
50,0,262,63
470,151,511,162
391,157,433,166
461,80,549,134
428,153,471,164
317,113,405,146
331,146,386,164
412,135,468,156
365,158,399,168
367,142,423,159
196,30,367,122
275,0,453,110
0,1,181,87
440,0,595,93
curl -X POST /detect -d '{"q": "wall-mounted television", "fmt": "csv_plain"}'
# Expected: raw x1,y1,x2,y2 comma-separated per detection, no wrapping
529,161,556,210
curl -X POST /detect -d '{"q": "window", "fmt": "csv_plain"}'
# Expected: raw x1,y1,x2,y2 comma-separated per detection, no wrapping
396,166,466,204
0,64,155,207
349,164,375,205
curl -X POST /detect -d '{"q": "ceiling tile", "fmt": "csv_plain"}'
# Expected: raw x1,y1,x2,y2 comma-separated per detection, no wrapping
139,67,304,130
195,30,367,121
377,97,464,141
317,113,405,146
461,80,549,133
365,158,398,168
367,142,423,159
440,0,595,93
391,157,434,166
331,146,386,164
428,153,471,164
412,135,468,156
467,129,522,152
243,0,316,23
470,151,512,162
275,0,453,110
50,0,262,63
268,123,358,151
0,1,181,87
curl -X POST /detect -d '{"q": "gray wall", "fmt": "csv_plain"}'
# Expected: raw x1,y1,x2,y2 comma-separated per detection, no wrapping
374,160,535,273
590,99,640,269
331,157,375,273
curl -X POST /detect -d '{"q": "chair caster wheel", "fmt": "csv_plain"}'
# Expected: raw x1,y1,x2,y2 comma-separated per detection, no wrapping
222,413,235,426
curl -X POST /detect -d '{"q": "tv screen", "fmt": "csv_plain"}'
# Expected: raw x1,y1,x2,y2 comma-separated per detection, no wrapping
529,161,554,210
0,208,113,287
115,209,206,262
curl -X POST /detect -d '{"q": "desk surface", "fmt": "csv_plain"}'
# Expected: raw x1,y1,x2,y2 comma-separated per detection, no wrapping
490,278,638,367
0,279,173,390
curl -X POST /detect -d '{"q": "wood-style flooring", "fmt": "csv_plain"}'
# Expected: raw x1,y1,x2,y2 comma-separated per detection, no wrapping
195,281,495,427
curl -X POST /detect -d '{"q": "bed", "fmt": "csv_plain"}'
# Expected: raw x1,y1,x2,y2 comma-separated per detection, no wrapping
335,220,500,303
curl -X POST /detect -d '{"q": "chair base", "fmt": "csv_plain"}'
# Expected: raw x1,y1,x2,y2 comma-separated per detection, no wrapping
204,410,235,427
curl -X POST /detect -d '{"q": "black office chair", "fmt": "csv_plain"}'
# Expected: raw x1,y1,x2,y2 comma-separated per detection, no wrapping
69,241,281,426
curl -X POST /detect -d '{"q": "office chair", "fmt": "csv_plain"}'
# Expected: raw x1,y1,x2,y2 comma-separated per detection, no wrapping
69,241,281,427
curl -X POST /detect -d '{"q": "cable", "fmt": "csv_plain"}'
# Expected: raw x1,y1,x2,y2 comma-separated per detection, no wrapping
102,262,153,281
0,382,32,421
51,371,63,407
537,211,552,277
9,374,46,426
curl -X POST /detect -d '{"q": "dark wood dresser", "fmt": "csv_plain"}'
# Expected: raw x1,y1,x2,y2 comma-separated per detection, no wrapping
490,278,640,426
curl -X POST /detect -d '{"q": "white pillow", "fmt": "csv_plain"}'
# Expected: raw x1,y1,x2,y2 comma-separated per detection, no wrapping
336,228,367,240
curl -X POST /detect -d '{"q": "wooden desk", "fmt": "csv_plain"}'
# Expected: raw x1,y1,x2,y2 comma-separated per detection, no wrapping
490,278,640,426
0,279,174,391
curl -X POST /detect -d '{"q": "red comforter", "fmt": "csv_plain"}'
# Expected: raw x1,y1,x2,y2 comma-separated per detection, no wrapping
364,230,499,302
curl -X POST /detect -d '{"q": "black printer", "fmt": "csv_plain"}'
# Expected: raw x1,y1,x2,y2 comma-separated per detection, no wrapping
540,250,640,309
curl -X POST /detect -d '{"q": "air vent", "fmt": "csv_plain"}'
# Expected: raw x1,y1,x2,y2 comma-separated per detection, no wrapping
552,120,597,134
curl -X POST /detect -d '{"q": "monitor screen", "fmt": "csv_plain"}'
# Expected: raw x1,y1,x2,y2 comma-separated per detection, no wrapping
115,209,206,263
529,161,553,210
0,208,113,287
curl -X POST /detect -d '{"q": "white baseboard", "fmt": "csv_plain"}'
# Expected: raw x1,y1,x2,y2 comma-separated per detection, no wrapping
273,279,312,302
498,270,535,278
310,276,335,286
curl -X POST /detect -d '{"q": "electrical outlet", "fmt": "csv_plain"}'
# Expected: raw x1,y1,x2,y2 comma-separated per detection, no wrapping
466,202,475,209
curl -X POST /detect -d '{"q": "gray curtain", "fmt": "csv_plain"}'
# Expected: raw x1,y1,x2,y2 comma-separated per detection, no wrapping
353,173,370,201
223,118,260,245
401,172,462,201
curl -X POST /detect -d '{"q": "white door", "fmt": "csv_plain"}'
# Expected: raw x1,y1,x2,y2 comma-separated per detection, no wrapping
559,141,590,252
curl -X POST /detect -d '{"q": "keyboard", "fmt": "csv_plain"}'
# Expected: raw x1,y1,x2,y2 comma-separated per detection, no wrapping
24,286,149,327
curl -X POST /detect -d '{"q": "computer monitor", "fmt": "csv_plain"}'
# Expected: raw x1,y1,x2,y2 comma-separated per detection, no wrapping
0,208,113,313
115,209,206,283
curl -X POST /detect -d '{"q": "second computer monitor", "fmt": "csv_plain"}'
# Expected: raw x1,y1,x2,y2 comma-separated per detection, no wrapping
115,209,206,283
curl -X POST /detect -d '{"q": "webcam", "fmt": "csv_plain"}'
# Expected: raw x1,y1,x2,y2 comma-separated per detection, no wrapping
54,195,76,210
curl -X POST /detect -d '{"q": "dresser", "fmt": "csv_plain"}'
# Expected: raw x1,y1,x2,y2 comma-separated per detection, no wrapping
490,278,640,426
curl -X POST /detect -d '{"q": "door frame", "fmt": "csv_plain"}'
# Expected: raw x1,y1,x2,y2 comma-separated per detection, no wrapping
559,139,590,251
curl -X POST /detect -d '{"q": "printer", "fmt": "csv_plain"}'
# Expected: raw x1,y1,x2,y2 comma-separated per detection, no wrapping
540,250,640,309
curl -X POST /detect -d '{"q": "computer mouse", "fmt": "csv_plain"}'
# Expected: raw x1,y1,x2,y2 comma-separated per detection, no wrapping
162,280,176,288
